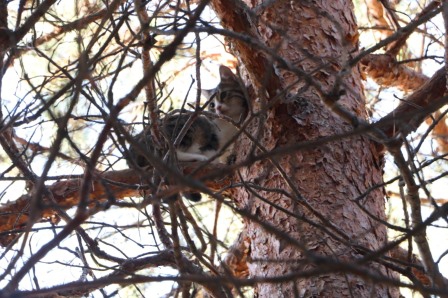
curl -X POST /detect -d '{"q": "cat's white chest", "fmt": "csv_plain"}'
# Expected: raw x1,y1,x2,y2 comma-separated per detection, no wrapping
214,119,237,142
214,118,238,162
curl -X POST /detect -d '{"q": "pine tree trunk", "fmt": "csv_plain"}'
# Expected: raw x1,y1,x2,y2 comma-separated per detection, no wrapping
218,0,399,296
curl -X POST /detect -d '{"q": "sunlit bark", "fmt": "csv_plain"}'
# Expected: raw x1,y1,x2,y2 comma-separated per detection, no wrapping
213,0,399,296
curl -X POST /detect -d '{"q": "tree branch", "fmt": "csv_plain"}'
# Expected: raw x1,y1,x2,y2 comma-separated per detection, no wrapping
0,164,232,247
390,246,448,287
386,1,441,56
360,54,429,92
380,67,447,138
13,0,57,46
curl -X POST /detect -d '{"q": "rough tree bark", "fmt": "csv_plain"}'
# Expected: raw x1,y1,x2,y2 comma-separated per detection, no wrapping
2,1,447,296
216,1,399,296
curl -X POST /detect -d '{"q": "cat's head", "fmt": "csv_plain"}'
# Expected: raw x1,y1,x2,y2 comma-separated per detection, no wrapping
202,66,248,122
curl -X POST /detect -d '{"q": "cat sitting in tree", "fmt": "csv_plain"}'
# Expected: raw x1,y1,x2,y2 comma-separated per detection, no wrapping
127,65,248,201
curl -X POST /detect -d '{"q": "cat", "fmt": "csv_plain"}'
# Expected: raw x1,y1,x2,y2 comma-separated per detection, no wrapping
202,65,248,164
127,65,248,201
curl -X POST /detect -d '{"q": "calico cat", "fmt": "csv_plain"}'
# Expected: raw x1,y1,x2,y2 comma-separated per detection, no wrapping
128,65,248,201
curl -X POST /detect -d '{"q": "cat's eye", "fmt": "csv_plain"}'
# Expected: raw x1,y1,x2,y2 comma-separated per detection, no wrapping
209,102,215,108
219,91,228,99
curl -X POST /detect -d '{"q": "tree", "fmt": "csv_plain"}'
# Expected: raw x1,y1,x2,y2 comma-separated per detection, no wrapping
0,0,447,297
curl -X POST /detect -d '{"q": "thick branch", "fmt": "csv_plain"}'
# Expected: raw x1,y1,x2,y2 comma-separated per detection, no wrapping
360,56,448,151
380,67,447,138
0,164,232,246
360,54,429,92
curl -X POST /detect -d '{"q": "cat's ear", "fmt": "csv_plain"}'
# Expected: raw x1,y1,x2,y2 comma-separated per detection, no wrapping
201,88,215,100
219,65,238,82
